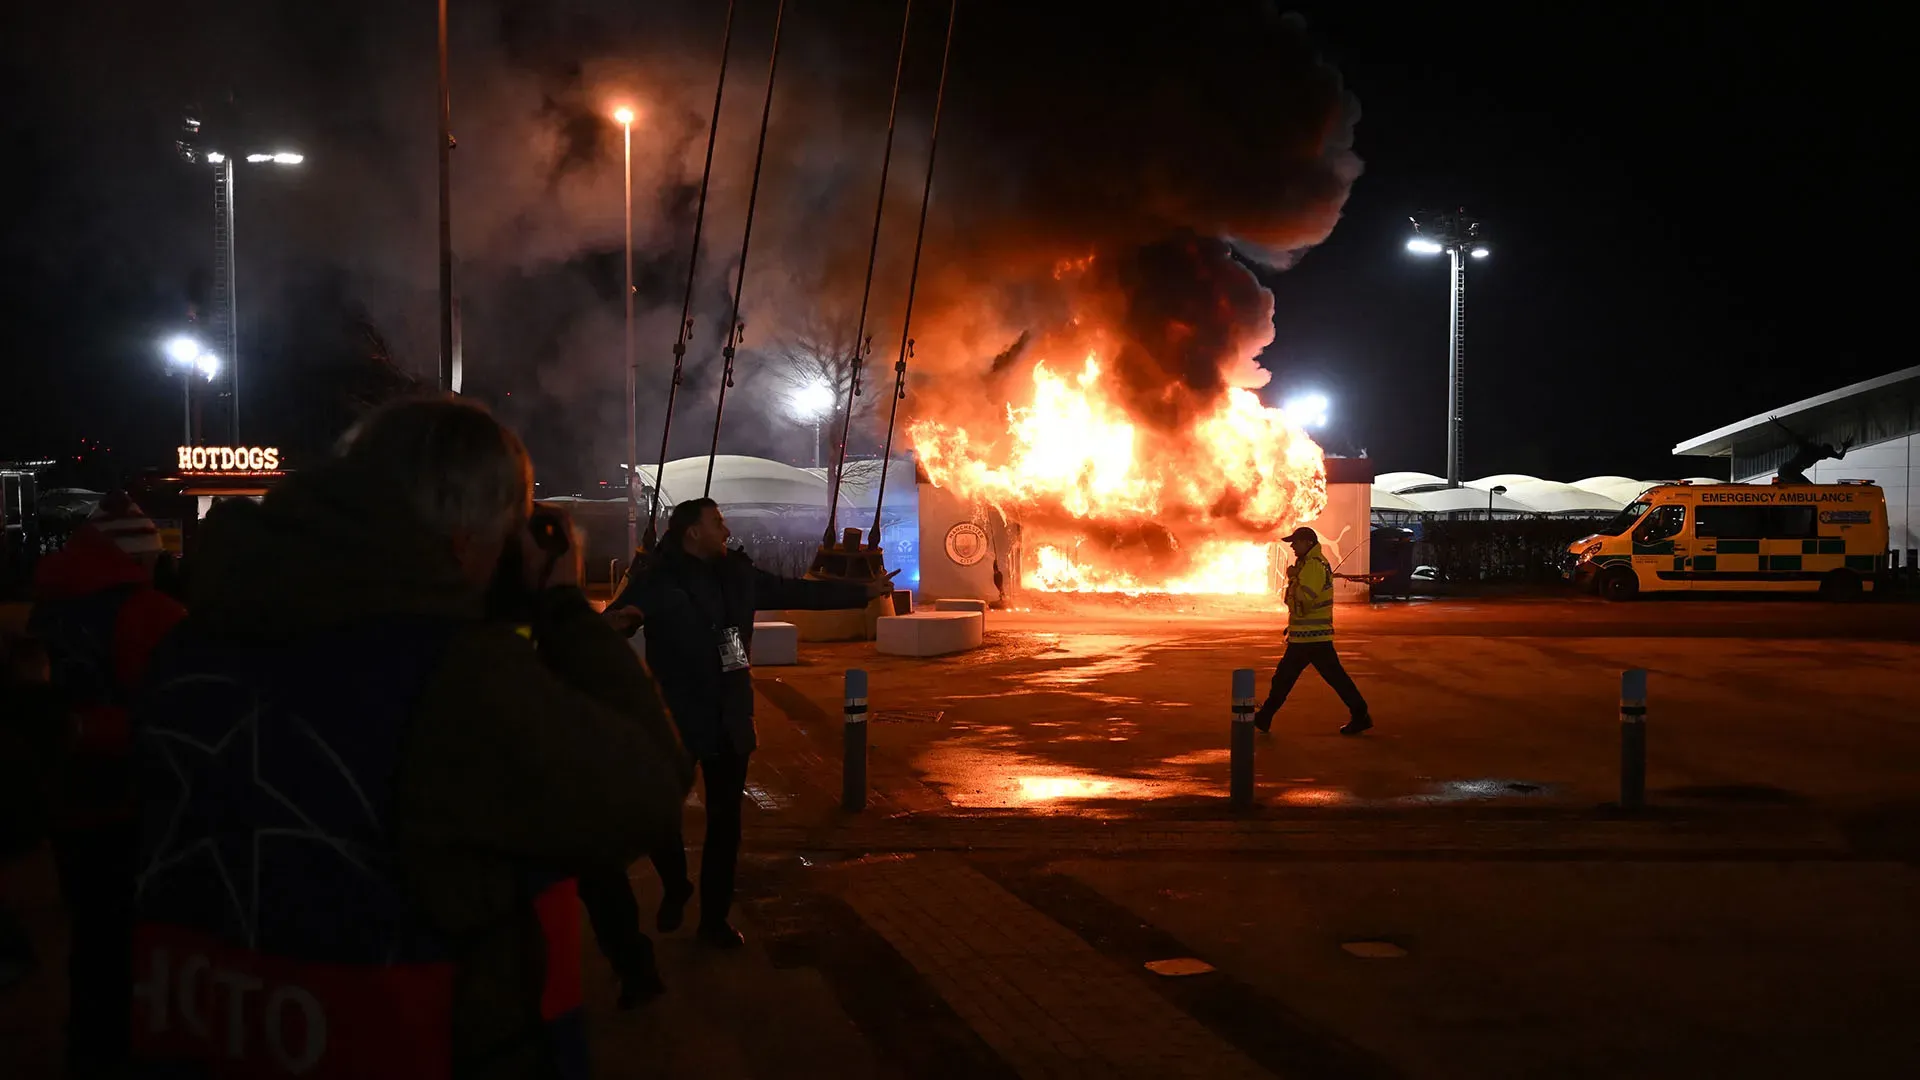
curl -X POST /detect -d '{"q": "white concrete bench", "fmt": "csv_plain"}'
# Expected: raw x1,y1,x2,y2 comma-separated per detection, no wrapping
875,611,984,657
750,621,800,666
932,598,988,620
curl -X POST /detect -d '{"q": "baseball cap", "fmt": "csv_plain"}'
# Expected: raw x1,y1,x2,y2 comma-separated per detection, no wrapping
1279,526,1318,545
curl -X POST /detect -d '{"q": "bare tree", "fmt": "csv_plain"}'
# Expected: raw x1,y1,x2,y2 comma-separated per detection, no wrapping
769,311,883,471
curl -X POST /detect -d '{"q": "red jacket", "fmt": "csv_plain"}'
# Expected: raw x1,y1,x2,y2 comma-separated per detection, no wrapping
29,526,186,825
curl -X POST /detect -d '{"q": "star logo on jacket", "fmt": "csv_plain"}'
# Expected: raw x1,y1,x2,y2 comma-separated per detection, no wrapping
138,674,387,952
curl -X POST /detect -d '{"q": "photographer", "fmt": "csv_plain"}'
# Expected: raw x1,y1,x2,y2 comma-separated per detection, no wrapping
129,397,691,1080
599,498,892,955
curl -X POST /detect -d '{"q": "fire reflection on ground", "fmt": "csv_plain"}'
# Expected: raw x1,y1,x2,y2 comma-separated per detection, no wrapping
1016,776,1119,801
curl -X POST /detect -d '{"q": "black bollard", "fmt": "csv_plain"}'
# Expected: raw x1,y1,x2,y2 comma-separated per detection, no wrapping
843,668,869,812
1620,668,1647,810
1230,668,1256,810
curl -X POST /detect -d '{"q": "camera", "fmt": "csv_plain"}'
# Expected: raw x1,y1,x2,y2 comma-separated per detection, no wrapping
484,505,574,621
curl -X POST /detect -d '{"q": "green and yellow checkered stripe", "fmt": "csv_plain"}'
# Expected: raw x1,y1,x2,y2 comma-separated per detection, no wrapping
1694,538,1877,576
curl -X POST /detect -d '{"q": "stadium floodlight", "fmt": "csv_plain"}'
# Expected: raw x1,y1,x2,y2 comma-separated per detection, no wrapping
1282,392,1330,430
1407,208,1492,487
164,335,204,367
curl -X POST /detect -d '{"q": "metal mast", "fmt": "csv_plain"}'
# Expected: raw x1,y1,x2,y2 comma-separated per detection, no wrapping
702,0,789,497
824,0,914,546
1408,209,1489,487
437,0,456,392
644,0,738,551
213,157,239,442
870,0,959,548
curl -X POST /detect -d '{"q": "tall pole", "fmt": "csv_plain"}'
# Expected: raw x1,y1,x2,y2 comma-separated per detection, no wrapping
436,0,455,393
646,0,737,551
703,0,788,498
622,114,636,558
871,0,959,547
1446,245,1466,486
181,376,192,448
222,157,240,443
826,0,914,545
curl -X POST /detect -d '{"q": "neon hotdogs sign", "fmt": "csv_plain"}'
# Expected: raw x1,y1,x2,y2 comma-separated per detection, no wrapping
177,446,283,473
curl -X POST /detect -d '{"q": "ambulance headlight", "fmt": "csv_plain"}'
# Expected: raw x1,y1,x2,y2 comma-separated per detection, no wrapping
1581,542,1602,559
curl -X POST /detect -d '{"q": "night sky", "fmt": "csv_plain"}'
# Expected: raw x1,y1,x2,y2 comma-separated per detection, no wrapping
0,3,1903,489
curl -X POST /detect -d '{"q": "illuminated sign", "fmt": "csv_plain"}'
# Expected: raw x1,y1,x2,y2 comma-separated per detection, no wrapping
178,446,282,473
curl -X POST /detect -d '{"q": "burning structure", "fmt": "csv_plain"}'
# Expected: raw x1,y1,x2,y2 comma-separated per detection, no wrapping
871,5,1363,598
910,237,1330,595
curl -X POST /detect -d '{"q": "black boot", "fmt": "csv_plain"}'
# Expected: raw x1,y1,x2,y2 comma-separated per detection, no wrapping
617,961,667,1009
1339,714,1373,736
656,881,693,934
697,921,746,950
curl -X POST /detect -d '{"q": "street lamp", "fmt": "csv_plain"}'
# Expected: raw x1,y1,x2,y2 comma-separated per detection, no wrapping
162,335,220,447
1489,484,1507,519
1407,208,1490,487
615,105,638,556
187,145,304,445
790,379,835,468
1282,392,1330,430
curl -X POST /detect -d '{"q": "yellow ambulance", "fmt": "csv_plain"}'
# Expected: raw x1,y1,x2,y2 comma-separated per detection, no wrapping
1567,481,1888,600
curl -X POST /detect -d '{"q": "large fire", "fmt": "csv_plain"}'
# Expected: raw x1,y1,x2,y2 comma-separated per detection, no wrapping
911,349,1326,594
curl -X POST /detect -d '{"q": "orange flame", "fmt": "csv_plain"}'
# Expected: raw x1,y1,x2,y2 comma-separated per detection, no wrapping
911,349,1325,594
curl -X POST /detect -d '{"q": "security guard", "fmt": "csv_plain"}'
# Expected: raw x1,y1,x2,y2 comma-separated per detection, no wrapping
1253,526,1372,735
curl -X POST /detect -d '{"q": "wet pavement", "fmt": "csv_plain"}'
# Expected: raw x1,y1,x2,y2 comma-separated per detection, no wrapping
758,599,1920,820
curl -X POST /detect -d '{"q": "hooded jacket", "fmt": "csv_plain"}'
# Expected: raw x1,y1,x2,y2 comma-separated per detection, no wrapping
622,544,868,759
145,459,691,1079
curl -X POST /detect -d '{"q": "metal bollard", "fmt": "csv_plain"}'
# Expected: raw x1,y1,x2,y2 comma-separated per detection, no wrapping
843,668,869,812
1619,668,1647,810
1230,668,1256,810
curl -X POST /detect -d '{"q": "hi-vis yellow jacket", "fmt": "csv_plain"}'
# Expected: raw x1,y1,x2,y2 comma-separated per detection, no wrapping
1286,542,1335,643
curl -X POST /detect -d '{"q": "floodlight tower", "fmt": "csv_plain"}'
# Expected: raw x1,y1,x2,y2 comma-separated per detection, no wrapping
1407,208,1489,487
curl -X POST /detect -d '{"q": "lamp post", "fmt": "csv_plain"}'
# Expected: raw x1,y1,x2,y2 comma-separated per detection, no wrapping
615,106,637,557
163,335,221,447
199,149,303,444
790,379,835,468
1489,484,1507,519
1407,209,1490,487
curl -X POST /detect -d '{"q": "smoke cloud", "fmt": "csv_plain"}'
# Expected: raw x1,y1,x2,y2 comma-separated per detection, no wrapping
17,0,1360,483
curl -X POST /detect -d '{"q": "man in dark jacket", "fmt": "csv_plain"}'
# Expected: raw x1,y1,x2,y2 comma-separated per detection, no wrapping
128,398,692,1080
596,498,892,955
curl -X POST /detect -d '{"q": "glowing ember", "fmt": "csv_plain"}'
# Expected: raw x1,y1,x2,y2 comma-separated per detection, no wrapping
912,349,1325,594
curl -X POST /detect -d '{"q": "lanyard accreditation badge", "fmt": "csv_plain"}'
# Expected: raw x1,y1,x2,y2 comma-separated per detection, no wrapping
717,625,751,672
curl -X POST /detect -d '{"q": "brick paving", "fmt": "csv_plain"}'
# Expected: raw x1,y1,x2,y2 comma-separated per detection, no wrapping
833,852,1276,1079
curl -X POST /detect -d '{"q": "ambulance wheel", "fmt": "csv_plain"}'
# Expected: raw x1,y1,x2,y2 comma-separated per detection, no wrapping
1819,570,1863,602
1597,567,1638,602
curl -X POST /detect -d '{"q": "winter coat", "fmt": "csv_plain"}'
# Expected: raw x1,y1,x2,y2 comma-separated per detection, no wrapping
154,458,691,1080
619,544,868,759
1285,542,1336,643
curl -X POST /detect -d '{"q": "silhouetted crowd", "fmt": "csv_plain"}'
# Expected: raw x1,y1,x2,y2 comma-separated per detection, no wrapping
1,395,887,1079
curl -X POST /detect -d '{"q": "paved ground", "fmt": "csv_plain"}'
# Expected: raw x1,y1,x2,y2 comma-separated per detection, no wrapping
6,596,1920,1077
762,598,1920,820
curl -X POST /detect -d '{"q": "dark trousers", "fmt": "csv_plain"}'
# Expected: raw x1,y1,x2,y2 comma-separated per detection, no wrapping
1261,641,1369,720
50,821,135,1078
577,864,655,980
652,749,750,927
